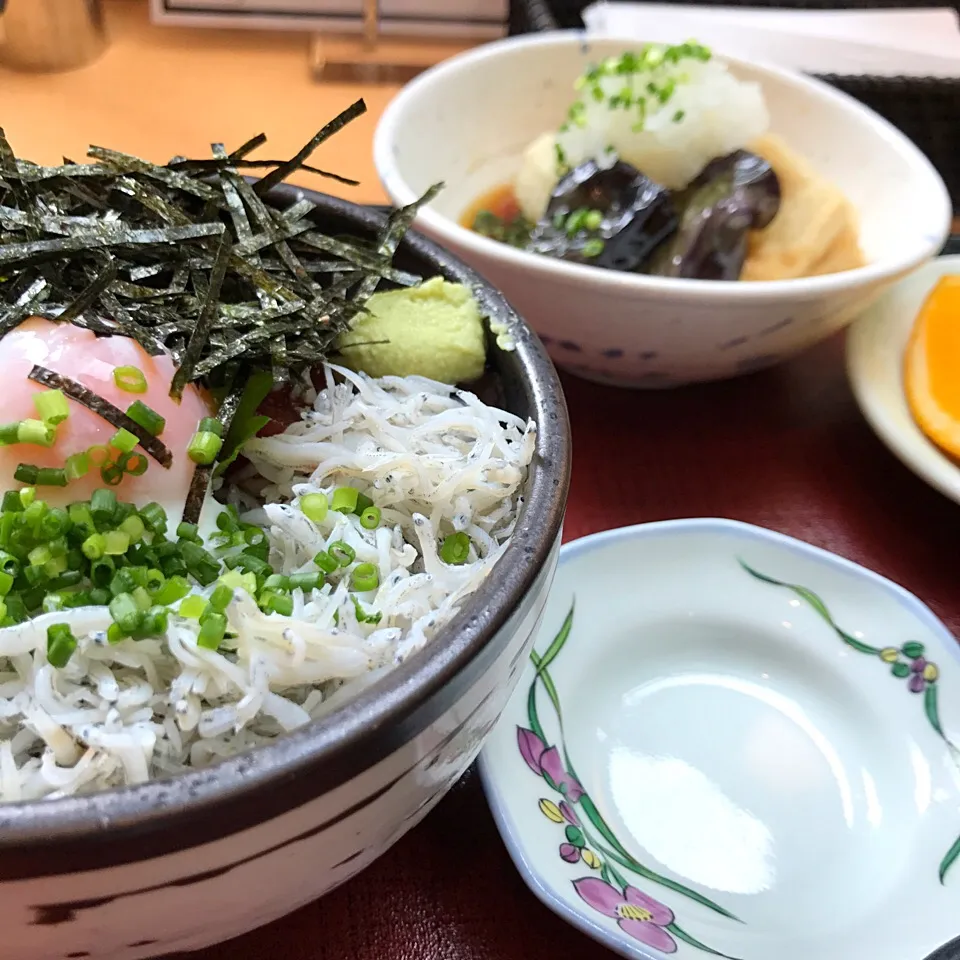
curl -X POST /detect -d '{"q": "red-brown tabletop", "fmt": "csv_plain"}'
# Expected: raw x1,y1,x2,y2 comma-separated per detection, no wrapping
189,333,960,960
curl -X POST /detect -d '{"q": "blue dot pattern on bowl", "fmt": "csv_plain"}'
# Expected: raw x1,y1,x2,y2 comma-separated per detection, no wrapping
601,348,624,359
720,336,748,351
558,340,582,352
639,350,658,361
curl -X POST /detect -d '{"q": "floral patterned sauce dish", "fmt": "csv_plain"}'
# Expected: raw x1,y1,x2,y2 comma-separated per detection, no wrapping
478,519,960,960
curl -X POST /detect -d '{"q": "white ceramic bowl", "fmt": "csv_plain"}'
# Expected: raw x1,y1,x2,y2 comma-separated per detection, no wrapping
374,32,951,388
480,519,960,960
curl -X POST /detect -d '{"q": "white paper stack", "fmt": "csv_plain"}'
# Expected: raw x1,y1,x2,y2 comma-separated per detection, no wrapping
582,2,960,77
151,0,508,40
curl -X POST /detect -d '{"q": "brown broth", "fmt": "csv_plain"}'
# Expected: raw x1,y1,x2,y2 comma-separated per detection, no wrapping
460,183,521,230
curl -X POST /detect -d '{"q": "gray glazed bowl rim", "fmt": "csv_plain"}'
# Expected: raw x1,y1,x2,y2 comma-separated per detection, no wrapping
0,187,571,863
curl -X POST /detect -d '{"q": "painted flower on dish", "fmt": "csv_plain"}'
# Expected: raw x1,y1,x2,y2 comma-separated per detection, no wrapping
560,843,580,863
740,561,960,885
517,726,584,801
879,643,939,693
521,603,741,957
574,878,678,954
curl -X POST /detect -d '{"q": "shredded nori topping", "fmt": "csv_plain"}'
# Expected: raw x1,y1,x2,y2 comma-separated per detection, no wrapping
27,365,174,468
0,101,440,402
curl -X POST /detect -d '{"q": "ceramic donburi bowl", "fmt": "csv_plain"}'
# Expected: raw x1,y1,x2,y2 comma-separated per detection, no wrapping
0,189,571,960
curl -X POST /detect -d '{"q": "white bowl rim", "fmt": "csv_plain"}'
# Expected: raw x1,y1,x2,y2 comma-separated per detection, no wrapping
374,29,952,303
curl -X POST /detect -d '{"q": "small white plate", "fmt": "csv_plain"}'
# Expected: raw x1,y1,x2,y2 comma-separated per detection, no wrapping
847,255,960,506
479,520,960,960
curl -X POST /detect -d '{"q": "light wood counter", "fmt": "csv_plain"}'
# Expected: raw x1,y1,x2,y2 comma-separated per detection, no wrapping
0,0,401,204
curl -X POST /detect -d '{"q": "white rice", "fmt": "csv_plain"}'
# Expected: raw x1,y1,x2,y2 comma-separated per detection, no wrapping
0,364,535,801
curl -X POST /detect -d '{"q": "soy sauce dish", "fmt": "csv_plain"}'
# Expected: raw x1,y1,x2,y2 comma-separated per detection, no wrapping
374,31,951,388
0,118,570,960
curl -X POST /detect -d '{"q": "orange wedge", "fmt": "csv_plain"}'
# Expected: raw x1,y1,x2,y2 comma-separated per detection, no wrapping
905,275,960,460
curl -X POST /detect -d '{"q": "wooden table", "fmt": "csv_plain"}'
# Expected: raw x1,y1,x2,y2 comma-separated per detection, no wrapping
5,6,960,959
0,0,396,206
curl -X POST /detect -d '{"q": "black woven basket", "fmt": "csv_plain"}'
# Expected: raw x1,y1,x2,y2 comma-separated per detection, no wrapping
510,0,960,211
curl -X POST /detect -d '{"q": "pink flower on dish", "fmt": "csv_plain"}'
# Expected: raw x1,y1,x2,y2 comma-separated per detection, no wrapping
516,727,584,801
559,843,580,863
573,878,677,954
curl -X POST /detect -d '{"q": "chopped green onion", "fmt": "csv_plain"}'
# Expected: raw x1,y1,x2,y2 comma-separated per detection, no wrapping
300,492,329,524
120,514,145,542
219,569,257,595
198,417,224,438
144,568,165,592
64,451,90,482
87,444,111,467
152,575,190,606
327,540,355,567
132,586,152,612
139,502,167,534
35,467,67,487
1,491,22,513
138,605,169,637
67,503,97,533
216,508,239,534
109,592,143,635
28,544,51,567
313,550,338,574
46,623,77,668
81,533,106,560
13,463,38,485
110,428,139,454
209,583,233,613
289,571,320,591
260,591,293,617
89,587,111,606
19,487,35,508
90,488,117,524
0,552,17,577
0,422,20,445
440,532,471,565
351,562,379,592
582,238,605,259
107,623,125,644
17,419,56,447
100,463,124,486
331,487,359,514
583,209,603,231
122,452,148,476
179,595,207,620
181,541,220,585
113,366,147,394
103,530,130,556
33,389,70,426
352,596,382,624
125,400,165,437
177,521,200,542
90,556,115,587
187,431,222,465
263,573,289,592
0,571,12,596
197,611,227,649
359,506,381,530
